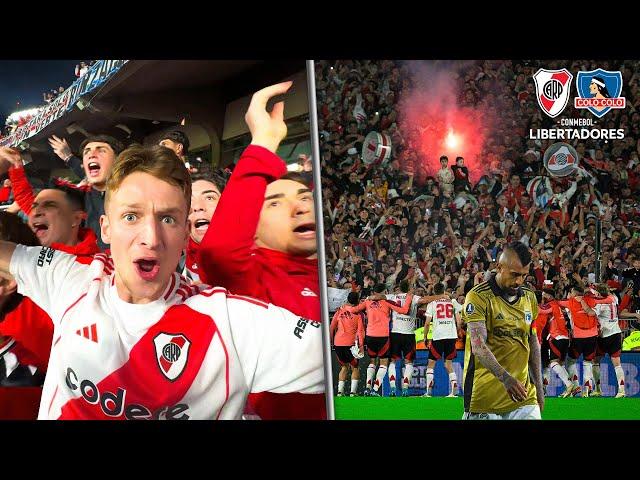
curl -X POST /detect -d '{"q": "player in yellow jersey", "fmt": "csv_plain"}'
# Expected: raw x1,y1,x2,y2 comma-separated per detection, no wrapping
461,241,544,420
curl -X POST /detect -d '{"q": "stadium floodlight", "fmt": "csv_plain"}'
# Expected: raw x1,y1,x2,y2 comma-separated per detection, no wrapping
5,107,42,125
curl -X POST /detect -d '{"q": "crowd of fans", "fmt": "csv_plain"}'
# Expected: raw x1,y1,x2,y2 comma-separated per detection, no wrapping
0,79,325,419
317,60,640,342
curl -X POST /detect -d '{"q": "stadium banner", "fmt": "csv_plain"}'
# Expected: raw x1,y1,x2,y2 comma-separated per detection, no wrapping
1,60,128,148
328,287,350,313
377,350,640,397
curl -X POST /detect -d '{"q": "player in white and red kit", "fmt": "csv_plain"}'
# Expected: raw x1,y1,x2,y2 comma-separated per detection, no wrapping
0,138,324,420
586,284,626,398
423,282,462,397
330,292,365,396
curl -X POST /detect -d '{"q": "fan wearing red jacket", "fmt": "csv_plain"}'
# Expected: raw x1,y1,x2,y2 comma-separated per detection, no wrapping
197,82,324,419
330,292,365,397
0,184,100,370
0,150,101,418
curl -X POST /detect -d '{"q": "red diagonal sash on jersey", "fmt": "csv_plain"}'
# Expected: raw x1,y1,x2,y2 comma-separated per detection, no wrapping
539,71,570,112
58,305,218,420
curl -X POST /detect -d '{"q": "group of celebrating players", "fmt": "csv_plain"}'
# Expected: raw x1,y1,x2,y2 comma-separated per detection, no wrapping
332,242,629,417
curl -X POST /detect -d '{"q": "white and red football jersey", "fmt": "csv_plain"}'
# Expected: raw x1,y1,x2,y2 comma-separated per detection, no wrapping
592,294,621,338
386,293,421,334
10,246,324,420
424,299,458,341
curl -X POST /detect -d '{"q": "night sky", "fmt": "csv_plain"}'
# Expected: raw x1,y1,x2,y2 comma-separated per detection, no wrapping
0,60,83,123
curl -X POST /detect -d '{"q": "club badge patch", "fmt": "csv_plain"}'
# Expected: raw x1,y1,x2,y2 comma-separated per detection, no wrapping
153,333,191,381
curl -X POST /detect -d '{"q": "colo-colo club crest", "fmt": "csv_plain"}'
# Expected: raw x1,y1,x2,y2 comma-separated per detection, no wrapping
575,69,626,118
533,68,573,118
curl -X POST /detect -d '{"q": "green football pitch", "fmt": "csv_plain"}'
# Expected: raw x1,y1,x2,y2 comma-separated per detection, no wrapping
334,396,640,420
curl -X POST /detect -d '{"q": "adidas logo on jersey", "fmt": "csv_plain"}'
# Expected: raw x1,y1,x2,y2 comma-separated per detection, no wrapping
496,313,504,321
301,288,317,297
76,324,99,343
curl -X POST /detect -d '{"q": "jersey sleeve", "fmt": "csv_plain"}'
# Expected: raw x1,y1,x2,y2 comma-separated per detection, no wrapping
452,299,463,315
351,301,367,313
356,314,365,345
462,289,489,324
9,245,88,321
424,301,435,320
330,310,339,339
412,295,421,309
197,145,287,291
7,165,35,215
386,294,413,314
227,298,324,395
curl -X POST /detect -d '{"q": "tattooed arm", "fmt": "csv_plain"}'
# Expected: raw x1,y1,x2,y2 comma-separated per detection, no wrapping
528,331,545,412
467,321,528,402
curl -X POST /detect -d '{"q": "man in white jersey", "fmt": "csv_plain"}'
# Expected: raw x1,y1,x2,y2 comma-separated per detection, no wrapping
423,282,462,397
587,283,626,398
0,83,324,420
382,280,447,397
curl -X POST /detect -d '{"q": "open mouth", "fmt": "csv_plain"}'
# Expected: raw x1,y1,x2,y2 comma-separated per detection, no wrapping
193,219,210,233
134,259,160,281
293,223,316,239
32,222,49,238
87,161,101,177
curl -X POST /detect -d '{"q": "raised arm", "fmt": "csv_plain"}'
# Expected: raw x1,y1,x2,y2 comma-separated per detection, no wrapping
197,82,291,290
417,293,449,305
350,301,367,314
0,147,34,215
575,296,596,316
386,293,414,315
48,136,86,180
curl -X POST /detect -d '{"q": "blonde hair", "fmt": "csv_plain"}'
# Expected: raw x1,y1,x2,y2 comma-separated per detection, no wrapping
105,145,192,216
